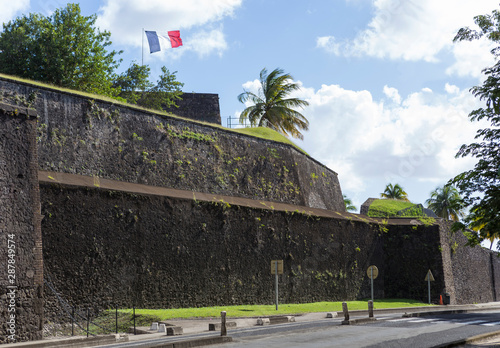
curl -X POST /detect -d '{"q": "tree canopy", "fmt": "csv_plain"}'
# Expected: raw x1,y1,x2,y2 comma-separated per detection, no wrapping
451,8,500,246
380,183,409,201
0,3,122,97
237,68,309,139
425,185,464,221
113,63,184,111
343,195,357,212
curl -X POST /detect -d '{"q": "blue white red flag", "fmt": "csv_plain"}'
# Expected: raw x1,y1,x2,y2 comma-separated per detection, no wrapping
145,30,182,53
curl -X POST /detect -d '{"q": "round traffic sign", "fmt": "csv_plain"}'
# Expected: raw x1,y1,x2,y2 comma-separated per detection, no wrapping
367,265,379,279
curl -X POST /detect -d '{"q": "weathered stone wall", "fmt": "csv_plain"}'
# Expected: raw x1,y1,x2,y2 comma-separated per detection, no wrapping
0,75,344,212
163,93,221,124
445,223,500,304
39,181,500,322
40,182,382,321
0,104,43,343
384,222,446,301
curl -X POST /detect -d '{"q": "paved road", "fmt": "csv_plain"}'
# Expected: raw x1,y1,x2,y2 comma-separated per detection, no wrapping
209,310,500,348
96,309,500,348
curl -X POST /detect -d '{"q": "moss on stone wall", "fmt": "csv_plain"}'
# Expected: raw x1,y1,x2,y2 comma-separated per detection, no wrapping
0,76,345,212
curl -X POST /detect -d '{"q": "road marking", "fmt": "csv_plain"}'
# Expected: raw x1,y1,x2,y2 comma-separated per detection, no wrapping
407,319,437,323
455,320,489,325
480,321,500,326
387,318,415,322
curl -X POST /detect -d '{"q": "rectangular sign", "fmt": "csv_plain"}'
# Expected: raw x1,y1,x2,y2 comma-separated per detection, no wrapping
271,260,283,274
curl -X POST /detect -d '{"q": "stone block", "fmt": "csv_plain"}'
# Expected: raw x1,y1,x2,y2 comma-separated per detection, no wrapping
208,321,237,331
158,324,166,333
166,326,183,336
257,318,270,326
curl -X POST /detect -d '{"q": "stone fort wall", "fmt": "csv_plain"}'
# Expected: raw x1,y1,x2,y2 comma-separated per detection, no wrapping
0,75,345,212
0,103,43,344
0,75,499,342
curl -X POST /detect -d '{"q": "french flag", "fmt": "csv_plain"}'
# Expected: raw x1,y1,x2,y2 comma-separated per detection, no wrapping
145,30,183,53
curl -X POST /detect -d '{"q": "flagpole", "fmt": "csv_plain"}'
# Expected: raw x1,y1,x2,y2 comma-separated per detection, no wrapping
142,28,144,66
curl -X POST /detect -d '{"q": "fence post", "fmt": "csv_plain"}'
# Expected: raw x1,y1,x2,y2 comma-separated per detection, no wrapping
71,307,75,336
86,307,90,337
116,305,118,334
221,311,227,336
133,307,136,335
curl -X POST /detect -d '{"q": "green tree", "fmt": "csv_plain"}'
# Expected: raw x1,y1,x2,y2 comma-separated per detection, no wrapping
343,195,357,212
425,185,464,221
113,63,183,110
380,183,409,201
451,8,500,245
237,68,309,139
0,3,122,97
113,63,152,105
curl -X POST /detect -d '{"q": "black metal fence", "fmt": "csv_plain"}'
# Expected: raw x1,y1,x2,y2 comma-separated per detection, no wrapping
226,116,251,128
44,277,140,336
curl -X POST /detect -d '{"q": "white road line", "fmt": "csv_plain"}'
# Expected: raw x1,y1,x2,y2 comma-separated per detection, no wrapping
387,318,415,322
455,320,489,325
407,319,438,323
480,321,500,326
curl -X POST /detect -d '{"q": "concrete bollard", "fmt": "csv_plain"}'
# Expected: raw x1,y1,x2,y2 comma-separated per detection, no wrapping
368,300,374,318
342,302,349,322
150,322,158,331
257,318,270,325
158,323,166,333
221,311,227,336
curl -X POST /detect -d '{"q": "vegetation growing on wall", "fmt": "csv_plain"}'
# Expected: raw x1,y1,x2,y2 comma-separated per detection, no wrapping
367,199,420,217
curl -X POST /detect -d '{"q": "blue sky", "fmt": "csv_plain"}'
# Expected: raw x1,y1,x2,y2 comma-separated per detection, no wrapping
2,0,499,212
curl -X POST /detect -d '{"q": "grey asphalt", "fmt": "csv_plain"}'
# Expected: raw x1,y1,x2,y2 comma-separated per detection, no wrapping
110,302,500,347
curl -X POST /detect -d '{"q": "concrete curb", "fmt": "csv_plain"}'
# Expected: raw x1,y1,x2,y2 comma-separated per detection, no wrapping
342,318,377,325
402,309,469,318
433,329,500,347
135,336,233,348
337,303,500,318
1,334,127,348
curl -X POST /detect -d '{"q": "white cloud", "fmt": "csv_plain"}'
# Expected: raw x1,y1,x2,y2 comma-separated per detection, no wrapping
278,81,487,204
383,85,401,104
446,39,496,78
316,36,342,55
184,27,227,58
444,83,460,94
96,0,241,57
0,0,29,26
317,0,498,75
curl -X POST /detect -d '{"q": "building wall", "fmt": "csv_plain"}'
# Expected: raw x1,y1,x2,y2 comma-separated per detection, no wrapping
163,93,221,124
0,103,43,343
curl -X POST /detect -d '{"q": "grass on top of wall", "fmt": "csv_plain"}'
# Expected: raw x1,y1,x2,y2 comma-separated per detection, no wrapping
367,199,418,217
232,127,307,155
0,73,307,155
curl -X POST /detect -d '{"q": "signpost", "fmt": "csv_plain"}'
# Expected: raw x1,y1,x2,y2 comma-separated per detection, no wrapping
367,265,379,302
425,269,435,304
271,260,283,310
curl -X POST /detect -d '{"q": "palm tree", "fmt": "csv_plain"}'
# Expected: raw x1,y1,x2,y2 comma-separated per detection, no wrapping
343,195,357,212
380,183,409,201
237,68,309,139
425,185,464,221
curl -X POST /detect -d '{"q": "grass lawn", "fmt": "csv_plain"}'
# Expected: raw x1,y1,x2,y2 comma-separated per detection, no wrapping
124,299,432,320
232,127,307,154
367,199,420,217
